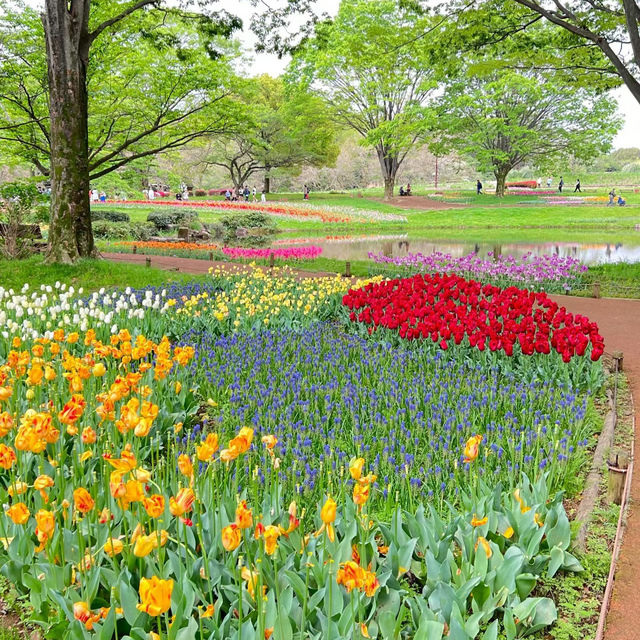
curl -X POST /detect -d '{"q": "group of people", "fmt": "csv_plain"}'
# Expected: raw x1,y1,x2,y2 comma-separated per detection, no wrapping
608,188,626,206
225,186,266,202
90,188,107,202
399,183,412,196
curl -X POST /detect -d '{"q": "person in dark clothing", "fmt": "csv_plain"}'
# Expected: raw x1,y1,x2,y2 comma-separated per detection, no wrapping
303,185,310,200
476,180,483,195
558,176,564,193
574,179,581,193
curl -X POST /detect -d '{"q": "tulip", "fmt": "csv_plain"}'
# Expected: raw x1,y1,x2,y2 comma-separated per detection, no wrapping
169,487,195,518
6,502,30,525
133,534,156,557
143,495,165,518
104,538,124,556
0,444,16,470
263,525,280,555
475,536,492,558
349,457,365,481
136,576,173,616
235,500,253,529
470,514,488,527
221,524,242,551
73,487,95,514
463,435,483,464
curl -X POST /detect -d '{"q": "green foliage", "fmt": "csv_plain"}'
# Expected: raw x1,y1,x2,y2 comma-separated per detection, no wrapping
219,210,277,244
91,209,130,223
438,70,620,194
291,0,442,193
147,209,198,230
0,1,244,180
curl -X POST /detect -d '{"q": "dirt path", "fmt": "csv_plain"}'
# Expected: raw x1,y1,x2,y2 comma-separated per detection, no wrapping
550,295,639,640
104,253,640,634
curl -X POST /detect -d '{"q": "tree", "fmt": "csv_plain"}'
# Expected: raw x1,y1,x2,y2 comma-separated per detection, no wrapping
509,0,640,105
438,70,620,195
204,75,337,192
0,0,241,263
290,0,442,199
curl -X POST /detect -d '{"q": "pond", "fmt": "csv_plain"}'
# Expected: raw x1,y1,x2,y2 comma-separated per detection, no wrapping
273,233,640,264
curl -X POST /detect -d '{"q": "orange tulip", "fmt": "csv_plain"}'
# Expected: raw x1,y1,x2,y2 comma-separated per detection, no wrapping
177,454,194,478
169,488,195,518
235,501,253,529
349,457,365,481
81,427,96,444
136,576,173,616
470,514,488,527
33,474,55,502
73,487,95,514
196,433,219,461
263,525,281,556
0,444,16,470
221,524,242,551
475,536,492,558
463,435,483,463
261,434,277,450
58,395,86,425
133,534,157,557
353,483,370,507
6,502,30,525
143,495,165,518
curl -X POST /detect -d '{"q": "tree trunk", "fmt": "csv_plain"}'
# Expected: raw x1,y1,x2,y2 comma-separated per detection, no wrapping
494,168,509,197
376,145,399,200
263,167,271,194
42,0,94,264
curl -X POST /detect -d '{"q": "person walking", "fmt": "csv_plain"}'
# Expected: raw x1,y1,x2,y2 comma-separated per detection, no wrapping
476,180,483,195
252,187,257,202
547,176,552,188
574,179,581,193
558,176,564,193
303,184,310,200
261,188,266,203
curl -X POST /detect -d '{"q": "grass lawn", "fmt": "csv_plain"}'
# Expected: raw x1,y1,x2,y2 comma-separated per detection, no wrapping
0,255,209,292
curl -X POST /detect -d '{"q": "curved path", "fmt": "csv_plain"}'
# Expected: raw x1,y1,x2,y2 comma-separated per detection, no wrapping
105,253,640,636
550,295,640,640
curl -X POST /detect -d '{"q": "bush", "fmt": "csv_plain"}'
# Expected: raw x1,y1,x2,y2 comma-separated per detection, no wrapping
91,209,130,223
92,220,132,240
207,189,218,196
147,208,198,230
219,211,277,246
129,222,156,241
194,189,206,197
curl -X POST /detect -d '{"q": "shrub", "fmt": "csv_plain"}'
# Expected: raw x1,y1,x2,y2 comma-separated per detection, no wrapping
92,220,132,240
129,222,156,241
91,209,130,222
207,189,217,196
147,209,198,230
195,189,207,197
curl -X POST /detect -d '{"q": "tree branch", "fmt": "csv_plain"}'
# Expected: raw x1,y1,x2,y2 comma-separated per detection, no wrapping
89,0,157,44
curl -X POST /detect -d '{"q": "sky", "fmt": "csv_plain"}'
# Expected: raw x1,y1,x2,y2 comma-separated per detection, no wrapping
222,0,640,150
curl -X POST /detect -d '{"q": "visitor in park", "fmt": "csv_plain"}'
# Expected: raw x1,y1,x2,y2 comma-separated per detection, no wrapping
476,180,483,195
547,176,552,187
608,188,616,205
304,184,310,200
147,186,155,200
618,194,626,206
537,177,542,188
399,185,406,196
90,188,99,203
99,191,106,202
225,189,231,201
574,179,581,193
244,186,250,201
182,187,189,200
252,187,257,201
176,191,182,201
558,176,564,193
406,183,412,195
261,188,266,202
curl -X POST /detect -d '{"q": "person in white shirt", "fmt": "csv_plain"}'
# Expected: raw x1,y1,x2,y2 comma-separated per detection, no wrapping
148,187,155,200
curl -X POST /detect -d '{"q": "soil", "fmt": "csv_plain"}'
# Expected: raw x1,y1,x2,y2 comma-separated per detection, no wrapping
371,195,465,210
548,295,640,640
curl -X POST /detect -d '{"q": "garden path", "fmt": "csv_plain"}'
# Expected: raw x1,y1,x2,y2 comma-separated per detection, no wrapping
549,295,640,640
103,253,640,636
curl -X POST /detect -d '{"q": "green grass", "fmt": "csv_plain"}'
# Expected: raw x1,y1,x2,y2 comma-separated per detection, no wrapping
0,256,209,292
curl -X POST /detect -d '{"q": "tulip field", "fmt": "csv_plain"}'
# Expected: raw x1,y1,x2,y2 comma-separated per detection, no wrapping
0,263,612,640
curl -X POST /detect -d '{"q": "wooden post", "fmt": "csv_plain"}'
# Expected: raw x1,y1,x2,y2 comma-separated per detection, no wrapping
612,350,624,372
269,252,275,269
593,281,601,299
145,257,151,268
209,251,214,261
345,261,351,278
607,451,630,505
132,244,137,254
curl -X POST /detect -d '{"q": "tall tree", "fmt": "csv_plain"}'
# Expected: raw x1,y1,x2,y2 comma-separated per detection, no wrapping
204,75,337,192
438,70,620,195
0,0,241,263
290,0,442,199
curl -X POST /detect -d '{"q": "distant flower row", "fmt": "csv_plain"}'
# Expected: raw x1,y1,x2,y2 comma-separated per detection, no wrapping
369,251,587,291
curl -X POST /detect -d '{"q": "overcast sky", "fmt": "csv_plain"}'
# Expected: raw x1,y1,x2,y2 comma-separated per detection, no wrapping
222,0,640,150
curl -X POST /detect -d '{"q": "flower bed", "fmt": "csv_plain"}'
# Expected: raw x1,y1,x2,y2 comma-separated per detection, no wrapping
103,199,408,224
342,273,604,365
368,251,587,292
221,246,323,260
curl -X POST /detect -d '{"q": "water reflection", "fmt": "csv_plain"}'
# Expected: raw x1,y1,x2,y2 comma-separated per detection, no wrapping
274,234,640,265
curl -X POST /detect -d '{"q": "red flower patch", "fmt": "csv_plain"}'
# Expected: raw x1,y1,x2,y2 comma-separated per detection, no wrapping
342,273,604,362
